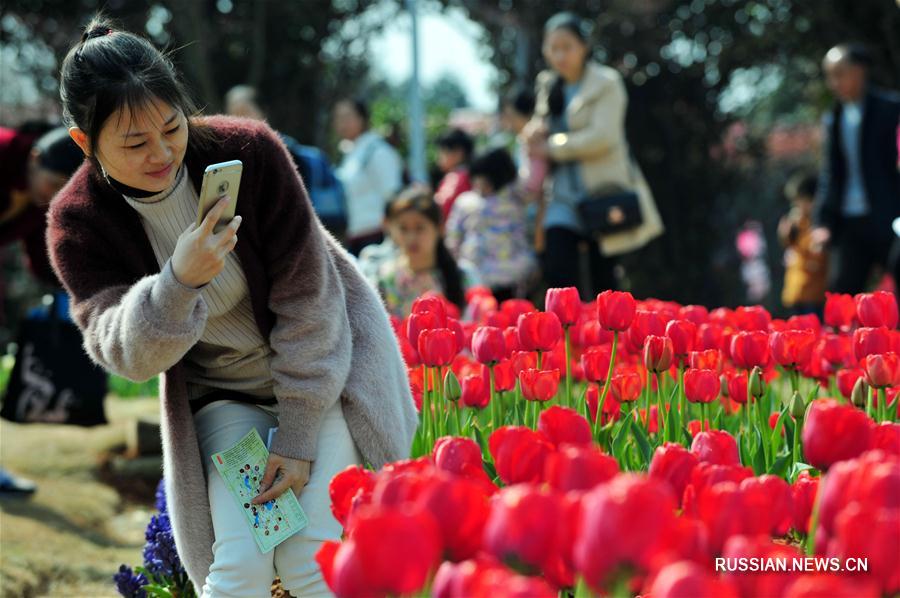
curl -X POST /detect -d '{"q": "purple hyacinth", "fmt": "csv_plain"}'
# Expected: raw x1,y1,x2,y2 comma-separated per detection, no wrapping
113,564,147,598
143,514,185,578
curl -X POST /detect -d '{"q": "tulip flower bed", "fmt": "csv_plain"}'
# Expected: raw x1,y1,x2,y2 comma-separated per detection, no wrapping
316,289,900,598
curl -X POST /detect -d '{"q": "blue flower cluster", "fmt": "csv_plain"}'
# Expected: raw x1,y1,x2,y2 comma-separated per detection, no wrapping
113,564,147,598
114,478,191,597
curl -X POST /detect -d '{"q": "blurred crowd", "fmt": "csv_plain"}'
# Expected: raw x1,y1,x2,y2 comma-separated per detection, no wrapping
2,15,899,326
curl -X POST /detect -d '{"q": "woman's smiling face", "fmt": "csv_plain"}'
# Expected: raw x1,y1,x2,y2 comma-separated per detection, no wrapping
72,96,188,193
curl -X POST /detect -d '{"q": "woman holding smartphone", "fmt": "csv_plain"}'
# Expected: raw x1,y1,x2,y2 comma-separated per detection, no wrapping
47,17,416,597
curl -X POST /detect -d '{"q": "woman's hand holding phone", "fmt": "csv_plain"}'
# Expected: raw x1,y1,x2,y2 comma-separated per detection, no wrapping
171,195,242,288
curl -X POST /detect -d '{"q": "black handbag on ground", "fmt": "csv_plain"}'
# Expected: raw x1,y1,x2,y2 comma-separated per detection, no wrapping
1,295,107,426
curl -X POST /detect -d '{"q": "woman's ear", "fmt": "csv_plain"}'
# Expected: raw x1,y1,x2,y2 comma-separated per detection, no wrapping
68,127,91,157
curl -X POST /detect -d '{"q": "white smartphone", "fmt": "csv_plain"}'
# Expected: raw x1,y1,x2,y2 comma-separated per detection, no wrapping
197,160,242,233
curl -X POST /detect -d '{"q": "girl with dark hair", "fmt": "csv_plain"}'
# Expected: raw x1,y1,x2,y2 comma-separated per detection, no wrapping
367,187,473,317
445,148,537,302
434,128,474,219
47,17,416,597
525,11,663,298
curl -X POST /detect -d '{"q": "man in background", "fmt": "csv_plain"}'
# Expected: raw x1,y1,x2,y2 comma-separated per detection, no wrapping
812,43,900,294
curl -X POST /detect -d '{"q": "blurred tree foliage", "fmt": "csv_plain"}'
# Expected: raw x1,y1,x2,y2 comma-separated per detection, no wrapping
444,0,900,307
1,0,393,147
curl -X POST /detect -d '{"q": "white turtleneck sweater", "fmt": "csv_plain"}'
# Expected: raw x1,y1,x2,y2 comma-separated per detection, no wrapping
122,166,274,401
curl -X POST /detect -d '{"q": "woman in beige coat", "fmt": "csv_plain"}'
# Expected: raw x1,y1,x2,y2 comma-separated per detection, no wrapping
526,12,663,297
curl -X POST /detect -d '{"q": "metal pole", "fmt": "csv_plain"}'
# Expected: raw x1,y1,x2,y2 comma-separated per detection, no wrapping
406,0,427,182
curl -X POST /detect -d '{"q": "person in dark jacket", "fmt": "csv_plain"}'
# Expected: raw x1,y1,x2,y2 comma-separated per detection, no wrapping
811,43,900,294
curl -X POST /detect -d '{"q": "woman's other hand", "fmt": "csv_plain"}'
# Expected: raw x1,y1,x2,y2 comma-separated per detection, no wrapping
252,453,312,504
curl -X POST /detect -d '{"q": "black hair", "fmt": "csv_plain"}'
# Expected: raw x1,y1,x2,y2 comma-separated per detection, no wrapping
436,128,474,162
33,127,84,177
385,188,466,310
468,148,517,192
59,15,212,172
501,87,536,118
338,97,370,125
784,172,818,202
827,43,874,69
544,12,592,117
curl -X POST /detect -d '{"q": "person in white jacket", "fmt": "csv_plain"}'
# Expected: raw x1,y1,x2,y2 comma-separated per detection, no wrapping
333,98,404,255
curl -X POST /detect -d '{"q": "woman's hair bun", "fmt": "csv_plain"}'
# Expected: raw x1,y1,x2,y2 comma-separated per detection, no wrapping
80,19,114,44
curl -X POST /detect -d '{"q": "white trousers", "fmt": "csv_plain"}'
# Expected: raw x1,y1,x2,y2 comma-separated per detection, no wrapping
193,400,360,597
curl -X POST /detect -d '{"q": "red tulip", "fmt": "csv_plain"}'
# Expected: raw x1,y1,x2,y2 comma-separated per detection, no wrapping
432,558,558,598
417,476,490,562
585,384,621,424
687,419,711,436
740,474,794,536
503,326,520,355
864,352,900,388
824,292,858,329
432,436,495,492
783,573,880,598
407,310,442,348
329,465,376,529
517,312,562,352
501,298,537,321
472,326,506,364
418,328,457,366
725,370,748,403
853,326,892,362
821,333,853,366
611,370,642,403
596,290,636,332
770,329,816,368
545,287,581,327
491,360,516,392
446,317,466,353
509,350,537,375
625,309,667,353
460,374,490,409
581,344,613,382
411,295,447,326
691,430,740,466
802,399,874,470
315,541,342,595
574,475,677,589
488,426,554,485
681,462,754,517
698,322,726,351
649,443,699,507
643,335,674,373
791,471,819,534
831,504,900,594
856,291,899,329
689,349,722,372
328,506,442,597
538,406,593,448
730,330,770,369
871,422,900,456
483,485,566,574
684,369,720,404
649,561,738,598
519,368,560,402
679,304,709,325
785,313,821,333
544,444,619,492
721,535,802,598
735,305,771,331
666,319,697,358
